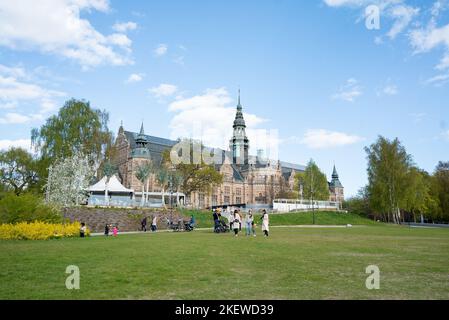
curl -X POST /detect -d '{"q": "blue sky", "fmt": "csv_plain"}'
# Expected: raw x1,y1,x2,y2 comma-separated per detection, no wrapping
0,0,448,197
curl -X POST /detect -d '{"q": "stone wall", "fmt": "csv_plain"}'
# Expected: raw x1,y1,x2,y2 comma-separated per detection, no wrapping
62,207,185,233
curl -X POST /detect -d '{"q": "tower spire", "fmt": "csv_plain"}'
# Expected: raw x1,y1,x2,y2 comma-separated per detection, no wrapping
238,88,241,107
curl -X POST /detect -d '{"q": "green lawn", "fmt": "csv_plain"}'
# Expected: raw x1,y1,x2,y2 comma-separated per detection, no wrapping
182,209,377,228
1,224,448,299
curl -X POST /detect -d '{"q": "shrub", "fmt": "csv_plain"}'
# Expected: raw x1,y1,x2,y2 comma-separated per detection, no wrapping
0,221,89,240
0,193,62,224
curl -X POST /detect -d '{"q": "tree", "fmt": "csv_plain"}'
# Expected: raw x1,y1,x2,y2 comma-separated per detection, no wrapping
135,163,151,207
102,161,117,206
0,147,39,195
365,136,413,224
161,141,223,202
294,159,330,202
429,161,449,222
403,167,433,222
45,153,94,206
31,99,113,168
156,167,169,208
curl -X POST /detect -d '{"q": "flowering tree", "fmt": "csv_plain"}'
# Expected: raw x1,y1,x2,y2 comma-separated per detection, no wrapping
45,153,94,206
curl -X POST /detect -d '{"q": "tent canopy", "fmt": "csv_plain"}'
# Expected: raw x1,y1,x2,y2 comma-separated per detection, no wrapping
88,175,134,193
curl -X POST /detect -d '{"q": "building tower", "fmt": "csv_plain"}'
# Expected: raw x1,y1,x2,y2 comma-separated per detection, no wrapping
131,122,151,159
329,165,344,205
229,90,249,166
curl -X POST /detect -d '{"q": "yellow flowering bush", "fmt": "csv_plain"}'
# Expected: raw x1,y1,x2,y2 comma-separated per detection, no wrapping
0,221,90,240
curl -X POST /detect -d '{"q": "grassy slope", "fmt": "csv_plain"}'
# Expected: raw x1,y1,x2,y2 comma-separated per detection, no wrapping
181,209,377,228
1,225,448,299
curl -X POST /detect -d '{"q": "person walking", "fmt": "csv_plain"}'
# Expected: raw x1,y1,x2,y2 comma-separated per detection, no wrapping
112,225,118,237
141,217,147,232
151,215,158,232
104,224,110,236
245,210,253,236
232,210,241,237
261,209,269,237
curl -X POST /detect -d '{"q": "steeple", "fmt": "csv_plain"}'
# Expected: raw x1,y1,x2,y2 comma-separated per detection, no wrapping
132,122,151,159
229,89,249,166
118,120,124,135
330,165,343,188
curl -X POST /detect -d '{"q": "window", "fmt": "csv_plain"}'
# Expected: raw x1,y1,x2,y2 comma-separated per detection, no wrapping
224,196,230,204
224,186,230,195
236,197,242,204
236,188,242,196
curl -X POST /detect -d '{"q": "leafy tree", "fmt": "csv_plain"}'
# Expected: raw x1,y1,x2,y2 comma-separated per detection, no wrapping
429,161,449,222
403,167,433,222
294,159,330,202
0,193,61,224
45,152,94,206
102,161,117,206
161,140,223,201
135,163,151,207
365,136,413,224
31,98,113,167
0,147,39,195
156,167,169,208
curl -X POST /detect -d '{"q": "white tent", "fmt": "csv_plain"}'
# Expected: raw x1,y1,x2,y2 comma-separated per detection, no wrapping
88,175,134,193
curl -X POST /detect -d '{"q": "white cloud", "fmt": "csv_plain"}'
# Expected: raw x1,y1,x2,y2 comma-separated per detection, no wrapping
0,112,42,124
387,5,419,39
0,0,133,68
168,88,267,150
379,84,398,95
154,44,168,57
409,112,426,123
125,73,144,84
149,84,178,98
424,72,449,86
0,64,66,122
0,138,31,151
445,130,449,140
298,129,364,149
332,78,363,102
410,23,449,70
112,21,137,33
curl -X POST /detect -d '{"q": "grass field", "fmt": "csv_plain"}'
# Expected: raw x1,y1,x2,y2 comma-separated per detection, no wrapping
1,223,448,300
182,210,377,228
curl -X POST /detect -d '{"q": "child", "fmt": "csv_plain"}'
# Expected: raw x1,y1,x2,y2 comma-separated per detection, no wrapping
80,223,87,238
233,210,241,237
113,225,118,237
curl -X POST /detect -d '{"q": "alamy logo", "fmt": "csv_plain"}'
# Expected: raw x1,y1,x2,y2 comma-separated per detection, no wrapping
65,265,80,290
365,265,380,289
365,5,380,30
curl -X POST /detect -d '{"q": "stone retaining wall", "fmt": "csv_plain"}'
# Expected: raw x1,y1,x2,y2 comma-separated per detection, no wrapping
63,207,185,233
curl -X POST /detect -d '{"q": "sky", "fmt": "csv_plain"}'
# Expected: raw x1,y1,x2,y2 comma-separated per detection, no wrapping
0,0,448,197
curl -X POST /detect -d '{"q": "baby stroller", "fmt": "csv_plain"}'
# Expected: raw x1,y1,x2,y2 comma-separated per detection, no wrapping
184,220,194,232
214,219,230,233
166,218,182,232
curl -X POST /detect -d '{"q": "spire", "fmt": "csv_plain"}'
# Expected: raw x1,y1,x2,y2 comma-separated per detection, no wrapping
237,88,241,109
233,89,246,128
139,122,145,135
118,120,124,134
332,164,338,179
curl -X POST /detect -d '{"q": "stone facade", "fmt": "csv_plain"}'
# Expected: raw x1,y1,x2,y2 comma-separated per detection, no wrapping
111,94,344,209
63,207,182,233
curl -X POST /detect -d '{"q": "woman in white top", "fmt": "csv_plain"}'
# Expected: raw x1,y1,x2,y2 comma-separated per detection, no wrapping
261,209,269,237
232,210,241,237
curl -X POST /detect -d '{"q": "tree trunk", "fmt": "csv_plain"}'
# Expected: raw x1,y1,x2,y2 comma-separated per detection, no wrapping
105,179,109,206
161,187,166,208
141,183,145,207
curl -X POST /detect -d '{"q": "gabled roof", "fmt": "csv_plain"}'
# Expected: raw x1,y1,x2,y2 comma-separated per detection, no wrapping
88,175,134,193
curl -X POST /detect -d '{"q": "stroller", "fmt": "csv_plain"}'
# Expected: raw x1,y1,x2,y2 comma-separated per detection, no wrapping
166,218,182,232
184,220,194,232
214,219,230,233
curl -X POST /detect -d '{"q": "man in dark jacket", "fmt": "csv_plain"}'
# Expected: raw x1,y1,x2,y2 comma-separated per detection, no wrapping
141,217,147,232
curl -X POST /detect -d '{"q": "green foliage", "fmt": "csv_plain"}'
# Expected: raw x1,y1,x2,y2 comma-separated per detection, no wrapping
294,159,329,201
0,193,61,224
0,147,40,195
365,136,413,223
162,142,223,196
429,161,449,221
31,98,113,166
